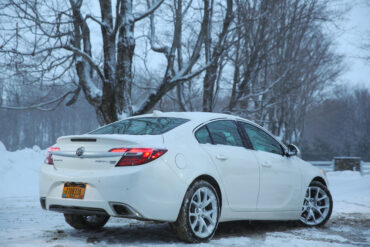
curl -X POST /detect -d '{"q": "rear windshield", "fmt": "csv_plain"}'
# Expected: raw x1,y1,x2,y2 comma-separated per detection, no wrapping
90,117,189,135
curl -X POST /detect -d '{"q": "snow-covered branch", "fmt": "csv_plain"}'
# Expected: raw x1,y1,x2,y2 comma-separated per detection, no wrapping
63,45,105,84
237,68,290,102
170,60,214,83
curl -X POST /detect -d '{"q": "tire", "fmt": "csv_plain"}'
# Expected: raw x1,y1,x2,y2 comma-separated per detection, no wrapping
300,181,333,226
64,214,110,230
170,180,220,243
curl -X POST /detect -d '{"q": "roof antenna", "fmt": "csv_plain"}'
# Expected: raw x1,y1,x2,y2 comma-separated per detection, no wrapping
153,110,163,117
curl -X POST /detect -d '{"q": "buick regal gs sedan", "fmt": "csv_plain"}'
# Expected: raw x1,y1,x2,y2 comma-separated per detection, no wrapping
39,111,333,243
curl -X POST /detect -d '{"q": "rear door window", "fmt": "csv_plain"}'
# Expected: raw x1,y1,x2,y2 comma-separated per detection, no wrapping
90,117,189,135
206,120,244,147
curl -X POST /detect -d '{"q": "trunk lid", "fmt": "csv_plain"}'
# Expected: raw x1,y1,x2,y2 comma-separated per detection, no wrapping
51,134,164,170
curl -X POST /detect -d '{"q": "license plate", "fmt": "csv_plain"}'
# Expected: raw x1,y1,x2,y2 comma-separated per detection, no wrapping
62,183,86,199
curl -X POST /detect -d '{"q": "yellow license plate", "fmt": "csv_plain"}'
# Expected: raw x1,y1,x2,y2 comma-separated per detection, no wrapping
62,183,86,199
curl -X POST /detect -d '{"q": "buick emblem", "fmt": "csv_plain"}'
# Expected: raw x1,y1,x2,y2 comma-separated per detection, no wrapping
76,147,85,157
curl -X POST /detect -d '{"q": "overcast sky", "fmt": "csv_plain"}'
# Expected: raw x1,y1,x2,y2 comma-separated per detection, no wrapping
334,0,370,88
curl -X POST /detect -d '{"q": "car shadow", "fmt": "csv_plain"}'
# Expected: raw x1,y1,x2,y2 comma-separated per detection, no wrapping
215,220,302,240
46,220,304,245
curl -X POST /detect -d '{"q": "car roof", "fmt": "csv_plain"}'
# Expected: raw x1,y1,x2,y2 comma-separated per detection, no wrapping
133,111,285,147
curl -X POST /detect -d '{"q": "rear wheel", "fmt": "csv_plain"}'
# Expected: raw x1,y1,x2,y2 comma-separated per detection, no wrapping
300,181,333,226
170,180,220,243
64,214,110,230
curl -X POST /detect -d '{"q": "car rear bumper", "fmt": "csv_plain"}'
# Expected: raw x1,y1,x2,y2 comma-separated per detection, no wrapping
39,159,186,222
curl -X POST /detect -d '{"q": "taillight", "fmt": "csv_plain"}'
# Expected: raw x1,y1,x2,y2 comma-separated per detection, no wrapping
45,146,60,165
109,148,128,153
109,148,167,167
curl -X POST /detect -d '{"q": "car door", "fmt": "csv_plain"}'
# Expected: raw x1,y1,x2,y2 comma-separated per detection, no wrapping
238,122,301,211
195,120,260,211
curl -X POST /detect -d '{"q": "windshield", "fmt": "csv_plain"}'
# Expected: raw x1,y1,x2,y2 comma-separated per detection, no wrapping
90,117,189,135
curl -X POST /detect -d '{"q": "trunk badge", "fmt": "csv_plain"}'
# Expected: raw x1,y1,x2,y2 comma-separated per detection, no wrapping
76,147,85,157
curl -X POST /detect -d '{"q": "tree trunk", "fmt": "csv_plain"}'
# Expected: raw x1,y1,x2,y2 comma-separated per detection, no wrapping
115,0,134,117
202,0,233,112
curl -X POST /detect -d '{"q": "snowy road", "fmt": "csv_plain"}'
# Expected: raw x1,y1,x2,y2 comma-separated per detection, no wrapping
0,196,369,247
1,171,370,247
0,146,369,246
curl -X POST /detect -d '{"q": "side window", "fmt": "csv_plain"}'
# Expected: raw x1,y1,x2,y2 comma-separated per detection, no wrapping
206,120,243,147
194,126,213,144
240,122,283,155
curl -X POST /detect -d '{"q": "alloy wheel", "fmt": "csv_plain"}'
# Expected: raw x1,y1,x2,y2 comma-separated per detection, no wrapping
300,186,330,226
188,187,219,238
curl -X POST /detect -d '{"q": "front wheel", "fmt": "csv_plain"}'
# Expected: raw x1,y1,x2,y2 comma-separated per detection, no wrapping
64,214,110,230
300,181,333,226
170,180,220,243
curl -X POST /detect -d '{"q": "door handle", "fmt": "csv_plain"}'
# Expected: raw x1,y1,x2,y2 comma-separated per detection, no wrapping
261,161,271,168
216,154,228,161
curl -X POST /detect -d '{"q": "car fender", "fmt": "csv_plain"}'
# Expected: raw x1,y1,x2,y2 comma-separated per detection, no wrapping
296,157,329,204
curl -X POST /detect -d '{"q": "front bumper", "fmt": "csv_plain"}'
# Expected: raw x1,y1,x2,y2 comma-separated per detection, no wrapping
39,159,186,222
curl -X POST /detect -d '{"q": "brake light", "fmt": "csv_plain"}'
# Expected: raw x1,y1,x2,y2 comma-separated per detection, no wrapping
109,148,167,166
109,148,128,153
45,146,60,165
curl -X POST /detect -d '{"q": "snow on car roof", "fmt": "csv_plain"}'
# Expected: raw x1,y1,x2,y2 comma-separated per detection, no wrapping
134,111,239,122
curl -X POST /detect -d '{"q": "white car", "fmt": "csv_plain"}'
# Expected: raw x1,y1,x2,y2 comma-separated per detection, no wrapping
39,111,332,243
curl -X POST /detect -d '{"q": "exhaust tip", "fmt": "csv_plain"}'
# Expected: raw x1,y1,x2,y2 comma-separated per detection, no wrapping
110,202,143,219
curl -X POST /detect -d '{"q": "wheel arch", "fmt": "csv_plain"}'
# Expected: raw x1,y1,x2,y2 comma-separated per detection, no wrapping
188,174,223,209
310,176,327,187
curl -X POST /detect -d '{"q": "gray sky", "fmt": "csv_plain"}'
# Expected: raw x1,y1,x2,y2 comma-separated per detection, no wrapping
335,0,370,88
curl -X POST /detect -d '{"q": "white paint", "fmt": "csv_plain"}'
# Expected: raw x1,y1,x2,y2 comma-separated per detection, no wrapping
38,112,328,227
175,153,187,169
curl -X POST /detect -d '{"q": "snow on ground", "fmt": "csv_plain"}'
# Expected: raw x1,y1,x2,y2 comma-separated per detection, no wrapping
0,143,369,246
0,142,45,197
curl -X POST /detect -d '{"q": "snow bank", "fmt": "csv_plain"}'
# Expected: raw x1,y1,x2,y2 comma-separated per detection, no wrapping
327,171,370,215
0,141,6,152
0,142,45,198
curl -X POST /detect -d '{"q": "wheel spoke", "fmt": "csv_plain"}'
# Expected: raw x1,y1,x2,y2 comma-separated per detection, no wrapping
203,211,215,225
305,209,311,221
202,198,212,208
318,195,328,201
189,212,197,217
317,205,329,210
315,188,321,200
313,206,323,217
312,210,317,223
202,218,211,234
191,217,199,229
199,217,205,231
191,200,200,207
196,189,202,203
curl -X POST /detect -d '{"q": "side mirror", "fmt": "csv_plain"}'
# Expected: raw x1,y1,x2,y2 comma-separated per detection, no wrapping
287,144,301,157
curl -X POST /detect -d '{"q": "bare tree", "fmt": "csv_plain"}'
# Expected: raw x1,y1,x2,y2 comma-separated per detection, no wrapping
0,0,164,125
0,0,235,125
221,0,343,144
136,0,235,114
0,0,345,147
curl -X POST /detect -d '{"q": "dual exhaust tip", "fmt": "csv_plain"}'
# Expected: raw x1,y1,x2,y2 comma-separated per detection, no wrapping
41,197,143,219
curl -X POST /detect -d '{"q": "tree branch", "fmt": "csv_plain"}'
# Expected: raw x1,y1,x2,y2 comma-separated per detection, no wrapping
134,0,164,22
0,90,75,111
